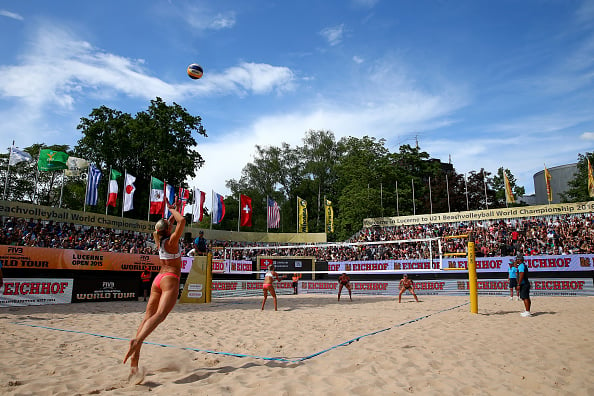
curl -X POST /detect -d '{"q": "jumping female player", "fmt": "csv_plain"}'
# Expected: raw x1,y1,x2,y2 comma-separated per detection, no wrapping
261,264,282,311
123,198,185,383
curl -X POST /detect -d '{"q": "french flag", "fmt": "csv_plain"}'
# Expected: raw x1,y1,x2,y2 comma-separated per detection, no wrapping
212,191,225,224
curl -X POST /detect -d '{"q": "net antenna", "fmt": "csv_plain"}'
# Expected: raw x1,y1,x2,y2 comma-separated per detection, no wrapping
224,236,442,275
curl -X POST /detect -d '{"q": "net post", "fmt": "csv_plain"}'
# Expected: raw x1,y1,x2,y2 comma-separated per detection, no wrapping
468,232,478,314
205,252,212,303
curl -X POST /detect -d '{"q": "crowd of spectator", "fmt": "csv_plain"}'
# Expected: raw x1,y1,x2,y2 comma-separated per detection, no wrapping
211,213,594,261
1,213,593,261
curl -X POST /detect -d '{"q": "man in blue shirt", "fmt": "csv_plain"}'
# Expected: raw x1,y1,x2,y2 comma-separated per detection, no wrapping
508,260,519,301
515,254,531,317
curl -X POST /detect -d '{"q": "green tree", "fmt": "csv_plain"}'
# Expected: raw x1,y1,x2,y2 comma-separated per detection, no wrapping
75,97,207,218
561,152,594,202
492,167,525,207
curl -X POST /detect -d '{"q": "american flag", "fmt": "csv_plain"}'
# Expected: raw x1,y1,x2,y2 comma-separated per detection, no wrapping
267,198,280,228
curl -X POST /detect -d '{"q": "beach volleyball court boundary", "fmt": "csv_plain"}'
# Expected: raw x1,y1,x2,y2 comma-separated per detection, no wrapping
12,301,468,363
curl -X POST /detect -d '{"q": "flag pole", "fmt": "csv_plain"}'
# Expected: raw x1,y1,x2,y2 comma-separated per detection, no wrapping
106,166,111,215
266,195,269,233
147,176,152,221
59,169,65,208
121,170,127,218
210,190,213,230
482,169,489,209
411,179,416,215
3,140,15,200
83,164,90,212
33,150,41,205
445,174,451,213
464,173,470,211
237,193,240,232
395,180,399,216
428,176,432,214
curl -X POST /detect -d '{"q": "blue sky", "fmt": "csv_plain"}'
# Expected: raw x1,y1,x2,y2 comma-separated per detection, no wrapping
1,0,594,213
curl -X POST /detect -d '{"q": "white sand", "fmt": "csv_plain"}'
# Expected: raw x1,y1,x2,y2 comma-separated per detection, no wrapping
0,295,593,395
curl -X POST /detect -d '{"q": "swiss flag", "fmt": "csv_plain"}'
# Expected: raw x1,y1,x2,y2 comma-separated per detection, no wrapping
240,194,252,227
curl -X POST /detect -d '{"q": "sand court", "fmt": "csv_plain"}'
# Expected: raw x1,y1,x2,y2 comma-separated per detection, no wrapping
1,295,593,395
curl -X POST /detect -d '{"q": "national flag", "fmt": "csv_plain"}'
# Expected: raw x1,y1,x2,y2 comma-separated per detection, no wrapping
503,171,514,204
149,177,165,215
164,183,175,218
240,194,252,227
544,165,552,202
9,146,33,166
588,158,594,197
297,196,308,233
65,156,89,177
192,188,206,222
38,149,68,171
123,173,136,212
325,199,334,233
267,197,280,228
212,191,226,224
85,164,102,206
179,187,190,214
106,169,122,207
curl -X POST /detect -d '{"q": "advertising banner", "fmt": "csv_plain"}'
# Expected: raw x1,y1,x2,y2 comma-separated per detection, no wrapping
211,278,594,298
1,278,73,307
179,256,208,304
0,245,160,271
72,277,138,302
328,254,594,274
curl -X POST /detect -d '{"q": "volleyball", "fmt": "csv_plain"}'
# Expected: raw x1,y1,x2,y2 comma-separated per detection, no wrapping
187,63,204,79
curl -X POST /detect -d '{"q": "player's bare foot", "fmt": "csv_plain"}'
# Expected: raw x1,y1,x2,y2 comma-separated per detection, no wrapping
127,366,145,385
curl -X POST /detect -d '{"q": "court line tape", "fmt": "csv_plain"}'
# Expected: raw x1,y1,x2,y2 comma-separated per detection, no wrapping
13,302,469,363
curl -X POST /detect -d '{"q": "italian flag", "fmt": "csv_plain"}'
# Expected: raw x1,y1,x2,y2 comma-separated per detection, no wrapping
149,177,165,215
106,169,122,207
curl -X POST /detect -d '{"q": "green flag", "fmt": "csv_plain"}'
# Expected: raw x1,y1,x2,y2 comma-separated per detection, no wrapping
38,149,69,171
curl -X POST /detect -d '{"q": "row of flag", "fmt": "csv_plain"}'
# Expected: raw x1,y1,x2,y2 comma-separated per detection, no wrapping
6,146,313,229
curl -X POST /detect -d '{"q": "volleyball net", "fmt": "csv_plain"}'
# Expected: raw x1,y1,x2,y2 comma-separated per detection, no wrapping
221,236,446,276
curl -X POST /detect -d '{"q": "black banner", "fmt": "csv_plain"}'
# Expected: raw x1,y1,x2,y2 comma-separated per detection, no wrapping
72,276,138,302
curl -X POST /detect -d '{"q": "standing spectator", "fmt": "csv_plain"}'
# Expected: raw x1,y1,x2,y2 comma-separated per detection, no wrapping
140,266,151,302
193,231,207,255
291,273,301,295
516,254,532,317
508,260,519,300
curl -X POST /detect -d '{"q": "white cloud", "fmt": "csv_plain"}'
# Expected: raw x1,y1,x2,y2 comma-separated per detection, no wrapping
581,132,594,140
353,55,364,64
0,10,23,21
176,4,236,31
0,24,297,149
320,24,346,46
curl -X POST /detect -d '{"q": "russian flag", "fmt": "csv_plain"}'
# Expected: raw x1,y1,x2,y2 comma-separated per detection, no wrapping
212,191,226,224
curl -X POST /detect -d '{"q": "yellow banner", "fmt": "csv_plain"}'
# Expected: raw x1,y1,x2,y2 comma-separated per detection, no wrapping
297,196,308,233
325,199,334,233
363,201,594,228
0,245,160,271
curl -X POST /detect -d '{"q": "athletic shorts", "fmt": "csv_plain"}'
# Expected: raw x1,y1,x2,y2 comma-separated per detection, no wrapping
509,278,518,288
519,283,531,300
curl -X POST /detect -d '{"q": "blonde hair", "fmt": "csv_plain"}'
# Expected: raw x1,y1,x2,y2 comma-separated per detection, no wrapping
154,219,169,248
